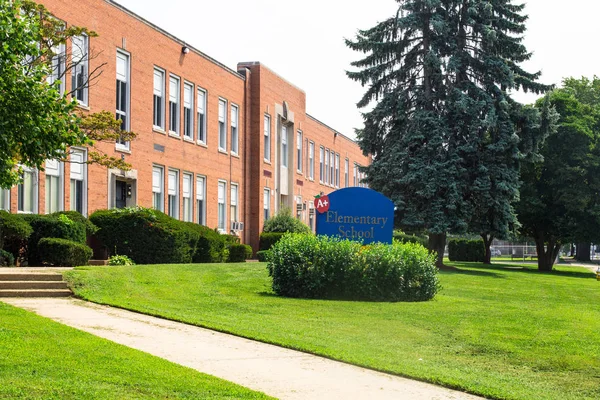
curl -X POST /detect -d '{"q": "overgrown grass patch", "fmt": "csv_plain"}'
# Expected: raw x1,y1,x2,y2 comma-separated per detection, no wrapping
64,262,600,400
0,302,271,399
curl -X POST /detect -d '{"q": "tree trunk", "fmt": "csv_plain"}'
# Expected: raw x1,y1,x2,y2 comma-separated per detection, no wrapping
575,242,591,262
481,233,494,265
569,243,575,257
428,232,447,269
535,235,560,272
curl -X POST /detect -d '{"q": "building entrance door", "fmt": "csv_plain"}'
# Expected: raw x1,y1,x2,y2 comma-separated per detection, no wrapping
115,180,127,209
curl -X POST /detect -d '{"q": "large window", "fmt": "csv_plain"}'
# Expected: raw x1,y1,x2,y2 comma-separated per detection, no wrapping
71,35,88,105
0,189,9,211
116,51,130,150
18,169,37,214
281,125,288,168
218,99,227,151
169,75,180,134
296,131,303,172
168,169,179,219
335,154,340,188
197,88,206,144
152,166,164,212
353,163,358,186
319,146,324,183
153,68,165,129
230,183,238,223
182,172,193,222
324,149,329,184
45,160,62,214
344,158,349,188
264,115,271,161
183,82,194,140
49,42,66,95
263,188,270,221
196,175,206,225
330,151,335,187
309,142,315,180
231,105,239,154
70,150,86,215
217,181,226,232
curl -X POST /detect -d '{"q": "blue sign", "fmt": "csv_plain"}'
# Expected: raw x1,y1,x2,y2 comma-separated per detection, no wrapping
315,188,394,244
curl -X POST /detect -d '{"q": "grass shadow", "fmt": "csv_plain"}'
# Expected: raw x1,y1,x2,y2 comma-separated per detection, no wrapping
449,262,596,280
438,267,505,278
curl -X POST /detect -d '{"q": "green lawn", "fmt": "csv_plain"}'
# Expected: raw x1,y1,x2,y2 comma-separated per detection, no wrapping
0,302,271,399
64,262,600,400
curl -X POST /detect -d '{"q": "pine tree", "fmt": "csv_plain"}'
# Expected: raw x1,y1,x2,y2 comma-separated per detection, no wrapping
347,0,550,267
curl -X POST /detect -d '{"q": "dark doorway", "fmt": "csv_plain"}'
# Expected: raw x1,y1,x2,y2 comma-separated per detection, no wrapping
115,180,127,209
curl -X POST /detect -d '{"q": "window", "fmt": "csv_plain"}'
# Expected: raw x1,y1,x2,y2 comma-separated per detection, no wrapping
18,168,37,214
264,115,271,161
182,172,193,222
263,188,270,221
353,164,358,186
309,142,315,180
218,181,226,232
168,169,179,219
335,154,340,188
230,183,238,223
45,160,62,213
71,35,88,105
116,51,130,150
153,68,165,129
152,166,164,212
281,125,288,167
183,82,194,140
0,189,9,211
169,75,180,134
326,153,330,184
49,43,66,95
70,149,87,215
231,105,239,154
319,146,324,182
296,131,303,172
218,99,227,151
330,151,335,187
197,88,206,143
196,175,206,225
344,158,349,187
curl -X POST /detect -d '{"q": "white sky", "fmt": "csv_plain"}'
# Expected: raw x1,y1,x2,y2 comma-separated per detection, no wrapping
115,0,600,139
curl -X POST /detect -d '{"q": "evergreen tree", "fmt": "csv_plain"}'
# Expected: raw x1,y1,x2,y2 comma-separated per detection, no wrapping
347,0,550,267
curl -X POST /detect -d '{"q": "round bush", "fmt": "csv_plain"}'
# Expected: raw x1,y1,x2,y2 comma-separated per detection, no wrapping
228,244,252,262
37,238,92,267
22,214,86,265
263,208,311,234
256,250,271,262
268,234,439,302
259,232,286,250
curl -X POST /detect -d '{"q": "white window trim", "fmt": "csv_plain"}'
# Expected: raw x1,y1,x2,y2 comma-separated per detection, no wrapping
153,67,166,131
263,187,271,221
116,49,131,151
182,172,194,222
230,104,239,155
309,141,315,181
218,98,228,152
183,81,194,140
168,169,180,219
217,180,227,233
169,74,181,136
196,174,206,225
71,34,89,106
296,130,303,173
152,165,165,212
17,167,38,214
70,148,88,216
196,87,207,145
230,182,239,222
264,114,271,162
45,159,64,214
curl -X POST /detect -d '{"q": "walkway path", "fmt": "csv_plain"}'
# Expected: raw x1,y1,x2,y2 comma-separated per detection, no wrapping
3,297,482,400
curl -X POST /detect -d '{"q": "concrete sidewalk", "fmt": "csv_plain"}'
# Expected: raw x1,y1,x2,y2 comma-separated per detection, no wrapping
3,298,482,400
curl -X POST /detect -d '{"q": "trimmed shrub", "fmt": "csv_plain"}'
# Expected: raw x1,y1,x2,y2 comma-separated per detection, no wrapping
52,211,98,236
108,255,136,266
0,249,15,266
259,232,286,251
37,238,92,267
0,211,33,261
23,214,86,265
256,250,270,262
182,222,228,263
228,244,252,262
268,234,439,302
448,239,485,262
263,208,311,234
392,231,428,248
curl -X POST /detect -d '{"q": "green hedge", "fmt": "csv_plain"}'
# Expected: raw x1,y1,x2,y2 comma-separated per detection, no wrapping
259,232,286,251
392,231,428,248
90,208,228,264
22,214,86,265
52,211,98,236
37,238,92,267
0,210,32,261
268,234,439,302
256,250,270,262
448,238,485,262
0,249,15,266
263,208,311,234
228,244,252,262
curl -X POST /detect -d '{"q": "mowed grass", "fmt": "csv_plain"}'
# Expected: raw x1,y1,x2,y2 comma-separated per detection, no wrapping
65,262,600,400
0,302,271,399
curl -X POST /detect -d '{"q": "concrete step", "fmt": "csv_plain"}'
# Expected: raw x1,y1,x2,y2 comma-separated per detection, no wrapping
0,289,72,298
0,273,63,282
89,259,109,266
0,281,68,290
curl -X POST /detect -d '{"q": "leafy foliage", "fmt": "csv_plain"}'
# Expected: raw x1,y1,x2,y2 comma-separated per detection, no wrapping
0,210,33,255
228,244,252,263
0,249,15,267
392,231,428,248
256,250,271,262
37,237,92,267
448,239,485,262
258,232,286,251
108,255,136,266
262,208,311,234
22,214,87,265
268,234,439,301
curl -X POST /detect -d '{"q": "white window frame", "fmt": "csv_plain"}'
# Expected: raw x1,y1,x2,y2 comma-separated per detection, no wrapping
218,99,227,152
196,175,206,225
169,74,180,135
324,149,329,185
153,67,166,130
308,141,315,180
217,180,227,232
168,169,179,219
296,130,303,172
116,50,130,151
319,146,324,183
70,149,87,216
335,153,340,188
281,125,288,168
182,172,193,222
264,114,271,162
44,159,63,214
0,189,10,211
263,188,270,221
353,163,358,186
344,158,349,188
329,151,335,187
49,42,66,95
231,104,239,155
230,183,239,223
18,168,38,214
71,34,88,105
197,88,207,144
152,165,164,212
183,82,194,140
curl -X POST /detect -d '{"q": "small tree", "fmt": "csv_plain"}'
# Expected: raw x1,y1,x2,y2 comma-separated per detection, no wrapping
263,208,311,234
